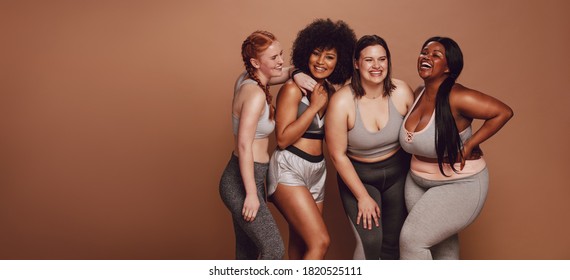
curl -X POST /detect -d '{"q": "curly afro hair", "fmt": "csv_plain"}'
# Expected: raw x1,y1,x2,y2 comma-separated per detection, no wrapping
291,18,356,85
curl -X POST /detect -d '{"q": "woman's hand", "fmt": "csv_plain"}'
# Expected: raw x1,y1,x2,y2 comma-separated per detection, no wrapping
356,195,380,230
293,72,317,95
309,84,328,111
242,193,260,222
460,142,483,170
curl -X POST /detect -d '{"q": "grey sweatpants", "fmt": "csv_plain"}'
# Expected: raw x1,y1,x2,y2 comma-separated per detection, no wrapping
400,167,489,260
219,154,285,260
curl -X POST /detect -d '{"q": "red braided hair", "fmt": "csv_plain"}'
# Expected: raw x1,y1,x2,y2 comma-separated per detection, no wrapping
241,30,276,120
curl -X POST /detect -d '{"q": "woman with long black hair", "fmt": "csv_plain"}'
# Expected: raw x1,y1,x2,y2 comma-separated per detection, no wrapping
399,37,513,259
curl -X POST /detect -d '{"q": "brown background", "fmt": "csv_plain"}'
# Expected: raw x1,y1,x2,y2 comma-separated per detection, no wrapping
1,0,569,260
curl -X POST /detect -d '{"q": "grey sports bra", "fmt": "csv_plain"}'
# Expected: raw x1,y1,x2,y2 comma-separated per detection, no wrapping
232,76,275,139
297,95,325,139
347,93,403,158
399,89,472,158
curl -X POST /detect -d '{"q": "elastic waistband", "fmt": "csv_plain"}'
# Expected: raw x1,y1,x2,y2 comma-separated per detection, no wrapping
301,132,325,139
285,145,324,163
410,155,486,181
349,148,409,167
230,152,269,166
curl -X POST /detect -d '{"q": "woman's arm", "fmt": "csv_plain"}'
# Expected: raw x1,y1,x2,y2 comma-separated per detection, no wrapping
273,67,317,94
326,88,380,230
451,84,514,169
236,85,267,222
275,82,327,149
267,67,317,95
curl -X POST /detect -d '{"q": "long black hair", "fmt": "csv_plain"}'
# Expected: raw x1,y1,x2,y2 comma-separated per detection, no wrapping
351,35,395,98
422,37,464,176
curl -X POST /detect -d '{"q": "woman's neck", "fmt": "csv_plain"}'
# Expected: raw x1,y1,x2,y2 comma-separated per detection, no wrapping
423,76,446,99
361,79,385,99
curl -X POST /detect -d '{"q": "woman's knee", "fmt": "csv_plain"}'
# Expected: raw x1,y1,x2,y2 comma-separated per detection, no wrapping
358,229,382,249
261,241,285,260
399,225,420,253
307,231,330,252
318,232,331,251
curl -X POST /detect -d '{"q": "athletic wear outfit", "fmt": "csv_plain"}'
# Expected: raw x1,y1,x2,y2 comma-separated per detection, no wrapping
398,89,488,260
338,90,410,260
268,94,327,203
219,76,284,260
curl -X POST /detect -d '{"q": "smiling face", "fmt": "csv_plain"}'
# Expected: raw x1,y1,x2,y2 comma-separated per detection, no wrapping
308,48,338,81
418,41,449,80
355,44,388,84
250,40,284,83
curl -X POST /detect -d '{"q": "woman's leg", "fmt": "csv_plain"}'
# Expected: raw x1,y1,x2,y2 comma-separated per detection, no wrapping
400,169,489,260
272,184,330,260
230,196,285,259
338,174,383,260
287,227,305,260
232,218,258,259
219,155,285,260
378,167,408,260
339,150,409,260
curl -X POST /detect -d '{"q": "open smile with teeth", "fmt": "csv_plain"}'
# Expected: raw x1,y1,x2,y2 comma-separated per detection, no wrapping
369,70,382,76
420,62,432,69
314,66,327,72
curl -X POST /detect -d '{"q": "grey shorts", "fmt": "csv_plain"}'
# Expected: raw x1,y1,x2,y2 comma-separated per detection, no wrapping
267,146,327,203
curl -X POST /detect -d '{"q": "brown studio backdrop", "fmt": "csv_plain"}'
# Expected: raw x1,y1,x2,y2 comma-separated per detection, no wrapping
1,0,569,259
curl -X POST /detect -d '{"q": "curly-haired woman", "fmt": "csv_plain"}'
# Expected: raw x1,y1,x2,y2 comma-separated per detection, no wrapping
266,19,356,259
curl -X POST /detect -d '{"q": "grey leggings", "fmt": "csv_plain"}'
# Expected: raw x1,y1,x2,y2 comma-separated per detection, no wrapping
219,154,285,260
399,168,489,260
338,149,410,260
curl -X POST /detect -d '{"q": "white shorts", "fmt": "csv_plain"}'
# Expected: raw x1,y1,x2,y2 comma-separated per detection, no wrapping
267,146,327,203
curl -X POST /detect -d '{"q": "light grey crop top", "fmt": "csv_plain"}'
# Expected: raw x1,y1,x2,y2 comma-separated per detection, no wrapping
399,90,472,158
232,75,275,139
347,94,403,158
297,95,325,139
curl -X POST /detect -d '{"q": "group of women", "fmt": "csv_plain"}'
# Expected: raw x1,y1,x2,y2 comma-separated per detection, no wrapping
219,18,514,260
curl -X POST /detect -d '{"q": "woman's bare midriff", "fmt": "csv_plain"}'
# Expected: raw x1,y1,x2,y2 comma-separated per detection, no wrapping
291,137,324,156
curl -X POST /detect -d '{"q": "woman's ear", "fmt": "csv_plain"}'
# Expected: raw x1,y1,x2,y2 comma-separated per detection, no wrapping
250,58,260,69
